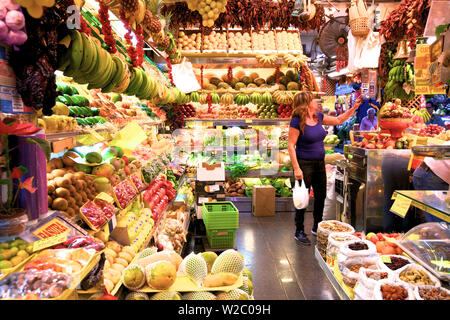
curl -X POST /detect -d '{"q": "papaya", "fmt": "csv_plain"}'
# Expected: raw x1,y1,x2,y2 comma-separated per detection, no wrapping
85,152,102,164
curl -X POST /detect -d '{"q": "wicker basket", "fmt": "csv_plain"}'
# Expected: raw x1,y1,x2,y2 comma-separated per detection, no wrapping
350,17,370,37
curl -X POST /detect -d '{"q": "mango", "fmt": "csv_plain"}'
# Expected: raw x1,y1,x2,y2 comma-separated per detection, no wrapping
74,163,92,174
86,152,102,164
92,163,115,178
10,256,24,267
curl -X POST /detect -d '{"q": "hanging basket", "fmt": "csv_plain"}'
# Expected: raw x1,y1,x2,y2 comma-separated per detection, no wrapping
350,17,370,37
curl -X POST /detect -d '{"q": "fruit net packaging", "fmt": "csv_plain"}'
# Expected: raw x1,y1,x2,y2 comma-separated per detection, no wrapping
317,220,354,260
373,279,415,300
413,285,450,301
325,233,360,267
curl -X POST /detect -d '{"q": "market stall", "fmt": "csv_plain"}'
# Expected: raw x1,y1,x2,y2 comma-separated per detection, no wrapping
0,0,449,303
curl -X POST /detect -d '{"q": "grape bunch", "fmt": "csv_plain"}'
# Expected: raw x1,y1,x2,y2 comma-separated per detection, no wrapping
186,0,227,27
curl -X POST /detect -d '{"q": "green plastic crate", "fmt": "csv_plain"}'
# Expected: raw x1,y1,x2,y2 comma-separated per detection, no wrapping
203,201,239,229
206,228,236,249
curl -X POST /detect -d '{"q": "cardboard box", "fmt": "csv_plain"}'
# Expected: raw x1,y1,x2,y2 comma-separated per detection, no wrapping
252,185,275,216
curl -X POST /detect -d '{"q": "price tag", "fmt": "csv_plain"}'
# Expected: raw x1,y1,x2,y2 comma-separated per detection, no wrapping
390,194,412,218
245,119,252,123
382,256,392,264
217,126,223,130
95,192,114,203
32,232,68,252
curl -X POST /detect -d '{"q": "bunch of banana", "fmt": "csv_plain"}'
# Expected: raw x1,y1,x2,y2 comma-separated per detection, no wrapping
59,30,127,93
282,53,308,68
256,54,279,66
123,67,160,100
412,108,431,123
272,90,294,105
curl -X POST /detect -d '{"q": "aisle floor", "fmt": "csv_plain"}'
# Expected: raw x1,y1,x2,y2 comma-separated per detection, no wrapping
233,211,339,300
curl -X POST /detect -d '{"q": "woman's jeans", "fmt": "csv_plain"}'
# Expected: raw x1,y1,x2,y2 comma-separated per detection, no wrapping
412,166,449,223
295,158,327,233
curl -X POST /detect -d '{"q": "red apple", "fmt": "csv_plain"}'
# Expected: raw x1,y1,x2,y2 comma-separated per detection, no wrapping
377,233,385,241
369,235,379,244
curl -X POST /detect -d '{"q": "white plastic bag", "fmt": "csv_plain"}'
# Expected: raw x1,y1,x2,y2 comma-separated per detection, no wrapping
171,58,201,93
373,279,415,300
293,179,309,209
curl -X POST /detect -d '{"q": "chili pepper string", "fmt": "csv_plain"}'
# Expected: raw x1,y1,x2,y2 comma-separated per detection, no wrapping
136,25,144,67
165,57,175,86
120,9,138,67
227,65,233,84
200,65,204,89
80,15,91,36
275,66,280,84
206,93,212,113
99,2,116,54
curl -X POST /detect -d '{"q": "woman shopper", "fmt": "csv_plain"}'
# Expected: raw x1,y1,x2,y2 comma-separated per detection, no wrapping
288,93,362,244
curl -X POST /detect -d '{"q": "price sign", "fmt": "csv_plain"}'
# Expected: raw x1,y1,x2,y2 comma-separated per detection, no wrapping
382,256,392,264
32,232,68,252
390,194,412,218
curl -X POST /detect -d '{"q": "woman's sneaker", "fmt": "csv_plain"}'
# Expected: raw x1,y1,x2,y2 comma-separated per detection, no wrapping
311,229,317,236
294,231,311,245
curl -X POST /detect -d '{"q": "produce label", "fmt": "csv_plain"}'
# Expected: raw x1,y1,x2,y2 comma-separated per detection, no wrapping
390,194,412,218
32,218,72,240
32,232,68,252
382,256,392,264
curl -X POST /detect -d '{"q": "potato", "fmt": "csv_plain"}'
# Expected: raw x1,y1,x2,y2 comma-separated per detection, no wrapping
47,173,54,181
68,185,76,194
52,168,66,178
66,208,75,217
51,197,68,211
50,158,64,169
64,173,76,184
47,182,56,194
55,187,70,198
74,180,83,191
67,197,76,208
54,177,71,189
47,162,55,173
48,195,53,206
73,172,86,180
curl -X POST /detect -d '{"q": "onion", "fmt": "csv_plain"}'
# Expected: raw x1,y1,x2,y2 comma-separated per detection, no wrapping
5,10,25,31
0,0,20,11
6,29,27,45
0,6,6,19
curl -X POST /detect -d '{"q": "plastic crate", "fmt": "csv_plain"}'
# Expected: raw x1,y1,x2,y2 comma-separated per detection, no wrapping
202,201,239,229
206,228,236,249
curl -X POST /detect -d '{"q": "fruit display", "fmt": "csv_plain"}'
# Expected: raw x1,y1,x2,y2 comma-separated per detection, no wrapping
257,105,278,119
352,132,411,150
228,31,252,51
177,31,201,51
0,238,33,271
417,124,444,137
103,241,137,293
276,31,302,51
383,59,415,102
323,134,340,145
154,205,189,252
252,31,276,51
113,179,139,209
277,104,293,118
23,248,96,275
53,236,105,252
185,0,228,27
0,269,72,300
379,99,413,119
224,178,247,197
142,176,177,223
203,30,227,51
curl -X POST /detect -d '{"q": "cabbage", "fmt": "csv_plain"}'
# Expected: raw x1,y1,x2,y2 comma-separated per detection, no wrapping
243,178,262,188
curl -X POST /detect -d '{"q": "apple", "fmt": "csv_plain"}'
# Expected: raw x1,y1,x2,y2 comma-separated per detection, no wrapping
366,232,376,240
369,235,379,244
376,233,385,241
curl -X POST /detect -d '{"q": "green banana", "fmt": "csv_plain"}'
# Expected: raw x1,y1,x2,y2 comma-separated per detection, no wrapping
64,30,84,77
135,70,149,99
102,56,124,93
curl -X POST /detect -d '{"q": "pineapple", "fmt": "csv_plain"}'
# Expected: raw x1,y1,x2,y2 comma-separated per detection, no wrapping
147,0,162,34
158,35,170,50
119,0,138,13
143,10,153,27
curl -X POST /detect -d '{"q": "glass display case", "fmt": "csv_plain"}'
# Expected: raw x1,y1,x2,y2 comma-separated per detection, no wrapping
397,222,450,282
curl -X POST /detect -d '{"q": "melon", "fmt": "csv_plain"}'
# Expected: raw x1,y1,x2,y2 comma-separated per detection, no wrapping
122,264,146,290
254,78,266,86
150,291,182,300
145,261,177,290
216,289,249,300
209,77,221,86
137,247,158,260
179,253,207,286
234,82,246,90
287,81,300,91
125,292,149,300
182,291,217,300
241,76,252,85
211,249,245,275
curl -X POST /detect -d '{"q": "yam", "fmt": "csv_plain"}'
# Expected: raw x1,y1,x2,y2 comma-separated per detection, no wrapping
203,272,239,287
48,195,53,206
52,198,68,211
54,177,71,189
55,187,70,198
134,251,183,270
47,173,54,181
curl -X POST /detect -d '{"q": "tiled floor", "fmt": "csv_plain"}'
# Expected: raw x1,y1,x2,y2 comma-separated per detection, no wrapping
189,209,340,300
234,211,339,300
